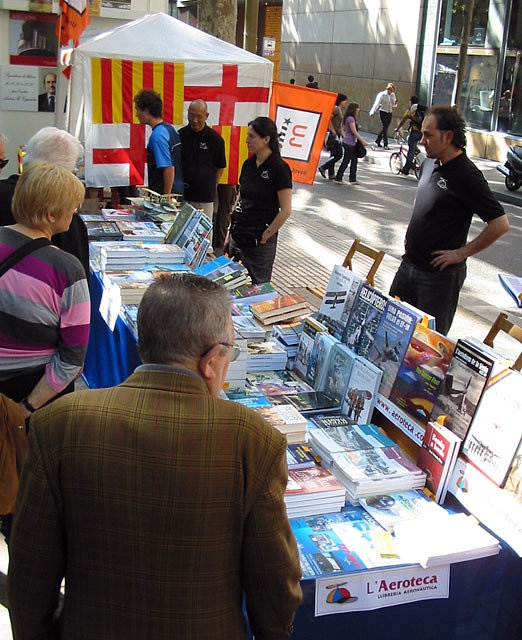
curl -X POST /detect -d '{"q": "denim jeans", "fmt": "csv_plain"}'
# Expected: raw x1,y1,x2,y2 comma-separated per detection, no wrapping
403,130,422,173
335,144,358,182
320,141,343,178
389,259,467,335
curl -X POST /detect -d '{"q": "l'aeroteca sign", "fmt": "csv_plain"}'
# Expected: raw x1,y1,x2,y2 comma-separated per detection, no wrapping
315,564,450,616
269,81,336,185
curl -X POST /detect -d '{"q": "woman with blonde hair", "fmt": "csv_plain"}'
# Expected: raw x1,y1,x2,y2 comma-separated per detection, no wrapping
0,162,90,419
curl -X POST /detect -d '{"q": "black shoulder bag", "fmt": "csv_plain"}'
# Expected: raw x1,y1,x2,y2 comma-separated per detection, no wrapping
0,238,50,278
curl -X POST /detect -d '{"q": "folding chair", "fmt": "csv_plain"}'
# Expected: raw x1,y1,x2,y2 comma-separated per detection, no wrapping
483,312,522,371
307,238,385,300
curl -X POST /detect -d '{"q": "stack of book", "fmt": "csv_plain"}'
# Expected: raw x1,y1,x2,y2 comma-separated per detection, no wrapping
224,333,247,392
232,316,267,341
165,203,212,268
270,391,340,415
117,220,165,243
331,446,426,504
142,243,185,266
250,294,309,326
284,466,346,518
286,444,316,470
102,270,155,305
255,403,308,444
308,417,396,467
246,341,287,371
90,241,148,271
195,255,251,289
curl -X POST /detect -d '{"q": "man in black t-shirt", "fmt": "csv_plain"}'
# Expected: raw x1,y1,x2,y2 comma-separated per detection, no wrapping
179,99,226,220
389,106,509,335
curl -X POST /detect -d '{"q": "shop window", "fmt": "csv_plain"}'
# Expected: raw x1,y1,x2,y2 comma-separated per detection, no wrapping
439,0,492,47
499,0,522,135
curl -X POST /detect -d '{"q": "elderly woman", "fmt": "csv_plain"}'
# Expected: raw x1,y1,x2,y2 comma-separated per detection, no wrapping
225,116,292,284
0,162,90,421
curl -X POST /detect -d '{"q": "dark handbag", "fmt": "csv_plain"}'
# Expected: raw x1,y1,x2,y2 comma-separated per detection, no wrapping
0,237,50,278
355,140,367,159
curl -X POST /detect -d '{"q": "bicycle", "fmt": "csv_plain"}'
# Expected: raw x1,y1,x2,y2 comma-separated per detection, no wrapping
389,130,424,180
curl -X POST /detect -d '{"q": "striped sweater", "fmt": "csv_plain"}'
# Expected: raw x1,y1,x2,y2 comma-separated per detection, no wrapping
0,228,90,392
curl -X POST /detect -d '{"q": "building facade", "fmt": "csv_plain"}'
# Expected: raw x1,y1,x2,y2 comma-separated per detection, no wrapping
280,0,522,160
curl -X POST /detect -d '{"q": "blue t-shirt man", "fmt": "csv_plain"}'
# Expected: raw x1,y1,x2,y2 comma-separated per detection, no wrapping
147,122,184,197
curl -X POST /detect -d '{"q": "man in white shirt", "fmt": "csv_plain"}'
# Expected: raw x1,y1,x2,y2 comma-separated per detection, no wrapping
369,82,397,150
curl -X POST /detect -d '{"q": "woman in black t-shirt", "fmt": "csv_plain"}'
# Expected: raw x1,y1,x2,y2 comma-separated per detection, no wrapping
225,117,292,284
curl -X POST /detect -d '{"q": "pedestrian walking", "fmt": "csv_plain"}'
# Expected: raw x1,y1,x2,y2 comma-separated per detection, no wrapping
319,93,347,180
370,82,398,150
335,103,367,185
395,95,424,175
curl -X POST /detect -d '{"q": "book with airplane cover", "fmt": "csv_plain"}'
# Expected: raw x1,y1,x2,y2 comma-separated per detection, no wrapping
390,323,456,425
250,294,309,324
86,221,123,240
431,339,495,440
320,342,356,402
341,356,382,425
287,444,316,470
194,254,230,277
231,281,278,304
316,265,364,340
307,332,338,390
309,422,397,465
498,273,522,308
342,284,389,359
368,299,419,398
462,368,522,487
417,420,461,503
294,316,328,381
165,202,198,245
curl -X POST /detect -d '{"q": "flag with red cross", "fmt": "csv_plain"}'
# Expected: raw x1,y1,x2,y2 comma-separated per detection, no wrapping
84,58,271,188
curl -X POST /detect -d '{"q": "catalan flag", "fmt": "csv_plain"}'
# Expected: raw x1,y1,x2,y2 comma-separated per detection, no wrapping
84,57,270,188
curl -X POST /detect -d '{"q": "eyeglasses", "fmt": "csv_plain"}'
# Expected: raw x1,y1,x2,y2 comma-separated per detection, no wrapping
201,342,243,362
0,159,8,169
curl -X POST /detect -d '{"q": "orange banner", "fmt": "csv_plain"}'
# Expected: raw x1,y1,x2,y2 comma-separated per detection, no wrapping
269,81,337,185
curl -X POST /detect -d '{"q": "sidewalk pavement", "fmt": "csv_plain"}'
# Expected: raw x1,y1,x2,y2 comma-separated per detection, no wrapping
271,130,522,360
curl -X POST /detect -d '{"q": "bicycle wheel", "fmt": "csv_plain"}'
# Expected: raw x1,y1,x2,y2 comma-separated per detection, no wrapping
389,152,403,175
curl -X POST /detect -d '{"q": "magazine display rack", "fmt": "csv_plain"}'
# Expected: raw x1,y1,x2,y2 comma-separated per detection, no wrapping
307,238,385,299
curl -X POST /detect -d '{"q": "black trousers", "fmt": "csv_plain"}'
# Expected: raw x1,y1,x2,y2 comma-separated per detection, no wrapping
320,140,343,178
229,234,278,284
375,110,393,147
389,259,467,335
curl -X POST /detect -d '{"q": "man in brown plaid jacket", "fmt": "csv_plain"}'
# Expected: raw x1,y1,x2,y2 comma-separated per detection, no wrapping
8,274,302,639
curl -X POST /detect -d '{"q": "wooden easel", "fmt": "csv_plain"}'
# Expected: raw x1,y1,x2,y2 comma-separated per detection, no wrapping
483,312,522,371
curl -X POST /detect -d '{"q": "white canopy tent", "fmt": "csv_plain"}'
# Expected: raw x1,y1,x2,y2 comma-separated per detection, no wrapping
59,12,273,186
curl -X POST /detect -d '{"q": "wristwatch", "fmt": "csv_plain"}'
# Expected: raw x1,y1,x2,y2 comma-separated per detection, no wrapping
21,397,36,413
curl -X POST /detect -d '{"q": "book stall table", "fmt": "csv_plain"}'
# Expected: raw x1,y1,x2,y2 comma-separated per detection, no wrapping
274,534,522,640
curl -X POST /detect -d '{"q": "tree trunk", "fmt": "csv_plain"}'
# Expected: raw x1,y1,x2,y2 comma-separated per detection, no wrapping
453,0,476,109
197,0,237,45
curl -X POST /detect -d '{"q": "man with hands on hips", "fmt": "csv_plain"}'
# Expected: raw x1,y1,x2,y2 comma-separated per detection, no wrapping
389,105,509,335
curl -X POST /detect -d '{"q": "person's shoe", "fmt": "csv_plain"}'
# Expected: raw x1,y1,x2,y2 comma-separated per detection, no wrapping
383,145,389,150
349,180,360,185
399,169,410,176
375,141,382,148
328,175,335,180
334,179,349,185
318,166,326,179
